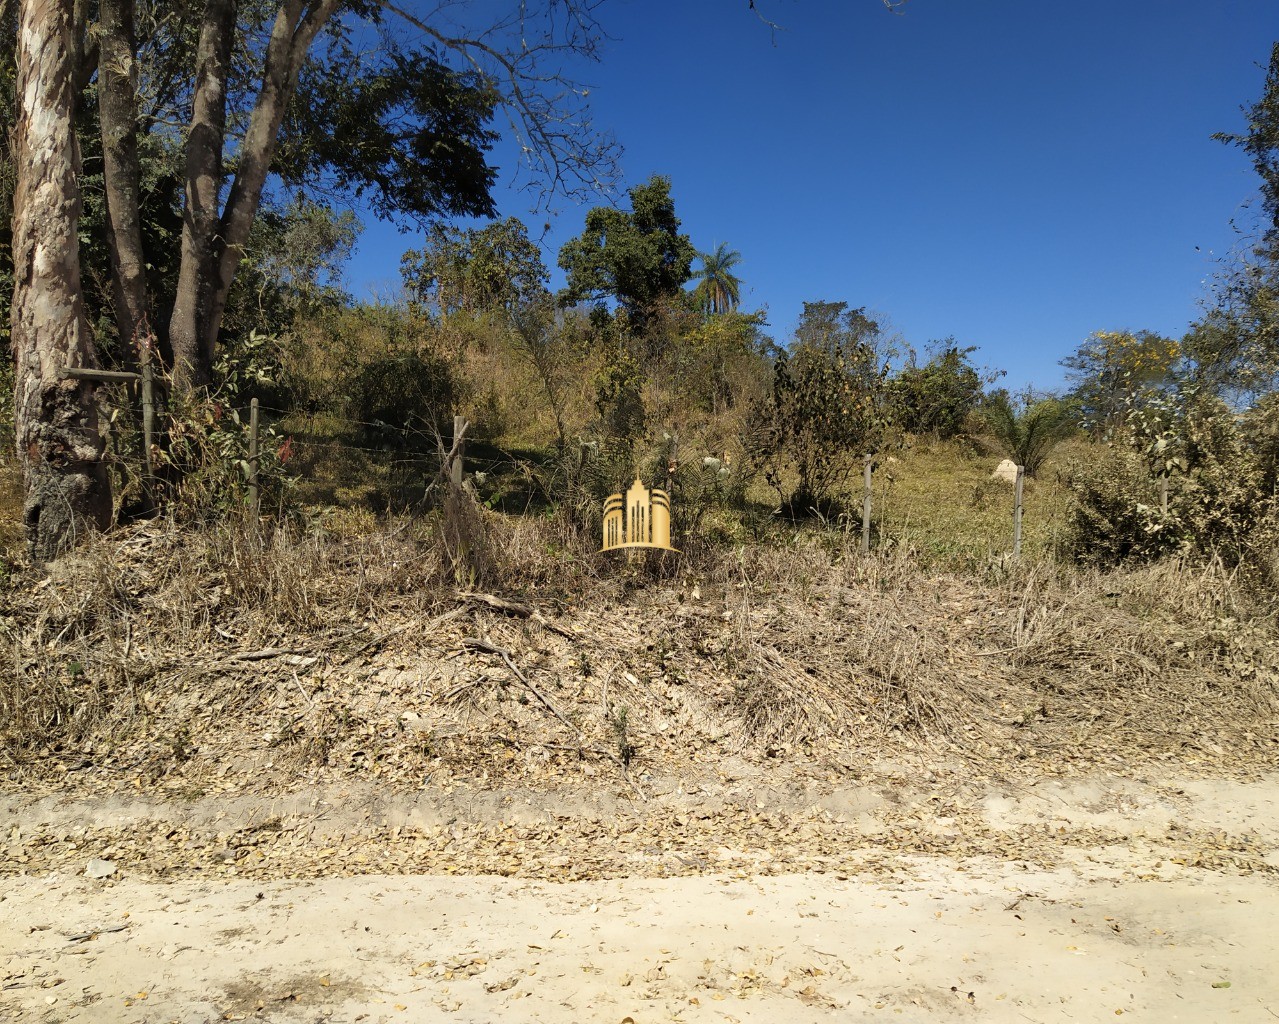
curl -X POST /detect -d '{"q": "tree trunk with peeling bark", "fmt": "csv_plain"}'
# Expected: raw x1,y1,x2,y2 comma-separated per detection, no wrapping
168,0,340,388
11,0,111,558
98,0,150,352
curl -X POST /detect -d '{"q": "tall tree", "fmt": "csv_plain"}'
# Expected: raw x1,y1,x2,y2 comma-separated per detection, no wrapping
10,0,111,558
401,216,550,318
693,242,743,315
557,174,696,330
793,300,888,360
1061,329,1181,438
1192,41,1279,393
97,0,148,351
57,0,617,387
6,0,619,555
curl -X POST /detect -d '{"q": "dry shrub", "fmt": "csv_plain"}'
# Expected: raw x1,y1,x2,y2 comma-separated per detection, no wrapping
477,503,633,606
2,511,1275,779
0,517,449,758
438,483,494,588
999,555,1279,755
683,540,1000,745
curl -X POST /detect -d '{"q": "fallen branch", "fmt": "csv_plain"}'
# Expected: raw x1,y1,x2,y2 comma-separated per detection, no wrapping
460,638,577,735
230,648,315,666
459,592,578,639
339,607,467,667
63,924,128,943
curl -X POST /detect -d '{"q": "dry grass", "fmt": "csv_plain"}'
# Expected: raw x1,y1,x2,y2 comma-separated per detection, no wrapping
871,436,1080,567
0,518,449,759
2,509,1275,791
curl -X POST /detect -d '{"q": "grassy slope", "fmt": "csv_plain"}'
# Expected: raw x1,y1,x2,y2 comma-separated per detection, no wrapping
873,437,1081,568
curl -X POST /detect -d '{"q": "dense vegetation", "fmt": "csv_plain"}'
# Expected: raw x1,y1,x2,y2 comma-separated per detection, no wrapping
2,15,1278,786
1,9,1277,598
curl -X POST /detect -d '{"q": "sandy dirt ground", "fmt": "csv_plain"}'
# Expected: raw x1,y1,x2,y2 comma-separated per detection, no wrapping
4,769,1279,1023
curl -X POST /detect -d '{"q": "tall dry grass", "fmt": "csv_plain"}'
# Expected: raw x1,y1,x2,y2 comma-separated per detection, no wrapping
2,511,1275,780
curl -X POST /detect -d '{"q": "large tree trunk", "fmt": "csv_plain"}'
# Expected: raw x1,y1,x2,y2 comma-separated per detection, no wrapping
200,0,339,361
11,0,111,559
168,0,236,388
157,1,341,388
98,0,151,353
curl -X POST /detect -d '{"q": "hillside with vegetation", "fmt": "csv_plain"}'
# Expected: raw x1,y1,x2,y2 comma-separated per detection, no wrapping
2,7,1278,1023
1,0,1277,846
2,161,1277,787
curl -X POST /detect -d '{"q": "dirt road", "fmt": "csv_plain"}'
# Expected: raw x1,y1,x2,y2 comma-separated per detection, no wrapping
4,770,1278,1023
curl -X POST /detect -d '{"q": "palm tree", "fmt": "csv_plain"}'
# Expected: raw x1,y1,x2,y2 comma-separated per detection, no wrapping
984,391,1079,477
693,243,743,315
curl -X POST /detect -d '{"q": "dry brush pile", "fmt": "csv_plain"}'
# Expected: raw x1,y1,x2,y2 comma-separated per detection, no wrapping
1,514,1276,794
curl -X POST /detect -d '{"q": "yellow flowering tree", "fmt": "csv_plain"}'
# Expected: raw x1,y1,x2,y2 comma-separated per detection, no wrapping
1061,330,1182,438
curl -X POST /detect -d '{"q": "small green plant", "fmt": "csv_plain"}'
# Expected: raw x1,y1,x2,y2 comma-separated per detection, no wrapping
607,704,636,767
154,334,298,519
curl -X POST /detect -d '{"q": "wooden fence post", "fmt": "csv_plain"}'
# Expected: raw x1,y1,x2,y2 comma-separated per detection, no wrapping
248,398,260,517
451,414,466,488
140,353,156,499
1013,465,1025,560
1159,475,1169,515
862,454,873,554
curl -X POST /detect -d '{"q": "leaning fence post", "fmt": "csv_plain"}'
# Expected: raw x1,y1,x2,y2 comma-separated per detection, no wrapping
1159,475,1169,516
248,397,260,518
861,454,873,554
1013,464,1025,560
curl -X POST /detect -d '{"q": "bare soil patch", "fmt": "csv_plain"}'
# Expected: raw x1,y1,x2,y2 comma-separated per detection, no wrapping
2,769,1278,1023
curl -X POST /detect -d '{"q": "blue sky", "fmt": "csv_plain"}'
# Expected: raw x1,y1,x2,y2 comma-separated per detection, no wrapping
345,0,1277,391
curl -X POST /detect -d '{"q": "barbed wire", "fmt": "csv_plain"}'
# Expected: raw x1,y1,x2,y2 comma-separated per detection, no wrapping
92,383,545,475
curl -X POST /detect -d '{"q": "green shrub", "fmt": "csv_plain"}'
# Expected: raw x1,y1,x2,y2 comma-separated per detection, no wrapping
159,354,296,521
756,340,892,517
891,343,989,438
1066,392,1279,584
1064,445,1176,564
593,353,647,442
347,351,458,449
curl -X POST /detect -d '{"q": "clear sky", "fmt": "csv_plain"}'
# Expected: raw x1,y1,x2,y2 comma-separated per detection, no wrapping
344,0,1277,391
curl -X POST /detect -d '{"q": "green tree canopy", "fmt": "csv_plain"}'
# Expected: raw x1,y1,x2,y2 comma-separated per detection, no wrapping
1193,41,1279,394
891,341,996,438
1062,330,1181,438
556,175,696,329
757,300,896,516
401,216,550,318
0,0,618,385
